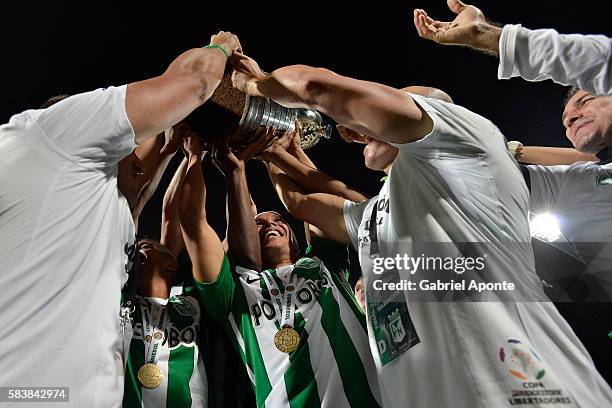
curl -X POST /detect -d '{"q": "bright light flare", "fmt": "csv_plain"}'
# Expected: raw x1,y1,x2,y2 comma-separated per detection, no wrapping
530,213,562,242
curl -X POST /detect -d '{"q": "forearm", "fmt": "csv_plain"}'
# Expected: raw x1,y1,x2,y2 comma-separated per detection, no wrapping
472,23,502,57
266,162,350,243
226,167,262,271
134,150,177,222
179,153,225,283
161,157,190,258
179,154,208,226
266,161,310,221
127,47,228,144
251,66,427,144
499,25,612,95
516,146,599,165
267,148,367,202
288,143,316,168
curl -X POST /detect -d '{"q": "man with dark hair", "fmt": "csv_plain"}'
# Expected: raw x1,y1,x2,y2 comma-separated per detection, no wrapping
414,0,612,300
122,134,209,408
177,130,381,407
0,31,241,406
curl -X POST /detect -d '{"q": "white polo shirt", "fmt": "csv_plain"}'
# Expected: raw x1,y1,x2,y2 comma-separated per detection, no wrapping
0,86,136,407
344,94,612,408
528,160,612,299
498,24,611,95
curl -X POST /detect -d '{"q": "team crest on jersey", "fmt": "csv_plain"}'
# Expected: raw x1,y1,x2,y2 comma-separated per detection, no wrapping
133,295,201,350
171,296,197,318
388,308,406,343
294,257,321,271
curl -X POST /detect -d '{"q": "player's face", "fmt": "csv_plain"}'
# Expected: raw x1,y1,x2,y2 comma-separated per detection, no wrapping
363,137,399,171
256,212,291,252
354,278,365,312
138,239,177,277
562,90,612,154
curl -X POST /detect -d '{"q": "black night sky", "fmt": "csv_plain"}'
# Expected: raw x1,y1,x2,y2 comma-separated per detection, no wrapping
1,0,610,384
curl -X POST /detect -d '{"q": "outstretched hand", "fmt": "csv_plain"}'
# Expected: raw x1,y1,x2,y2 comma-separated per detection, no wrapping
336,124,368,144
209,31,242,57
160,122,193,156
230,52,267,95
211,137,243,178
236,126,280,161
254,125,301,162
182,129,207,159
413,0,500,56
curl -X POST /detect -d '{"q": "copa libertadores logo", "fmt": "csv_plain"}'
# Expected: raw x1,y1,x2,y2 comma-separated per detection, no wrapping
499,339,573,406
499,339,545,381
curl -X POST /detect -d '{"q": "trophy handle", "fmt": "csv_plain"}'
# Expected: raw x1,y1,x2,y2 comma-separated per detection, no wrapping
324,124,333,139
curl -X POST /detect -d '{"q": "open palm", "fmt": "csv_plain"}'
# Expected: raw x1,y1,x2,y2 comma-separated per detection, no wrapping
413,0,489,48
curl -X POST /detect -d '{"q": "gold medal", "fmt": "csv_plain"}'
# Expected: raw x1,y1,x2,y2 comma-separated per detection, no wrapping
153,332,163,340
274,327,300,353
138,363,163,388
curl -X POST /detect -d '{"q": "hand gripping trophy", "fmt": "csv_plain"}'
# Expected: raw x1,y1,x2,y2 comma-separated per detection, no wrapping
188,72,331,153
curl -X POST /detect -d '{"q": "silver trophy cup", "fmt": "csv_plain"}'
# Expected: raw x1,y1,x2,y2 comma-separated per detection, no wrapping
231,95,333,151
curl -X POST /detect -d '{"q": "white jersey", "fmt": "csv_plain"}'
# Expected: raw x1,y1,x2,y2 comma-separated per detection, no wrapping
343,94,612,408
0,86,136,407
197,239,382,408
498,24,612,95
528,160,612,298
123,294,208,408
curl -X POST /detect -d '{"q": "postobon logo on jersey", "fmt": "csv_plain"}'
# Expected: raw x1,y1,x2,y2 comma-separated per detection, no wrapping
251,272,334,326
133,323,200,350
166,325,199,349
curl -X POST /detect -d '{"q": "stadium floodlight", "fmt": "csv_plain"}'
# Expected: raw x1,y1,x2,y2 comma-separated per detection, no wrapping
530,213,562,242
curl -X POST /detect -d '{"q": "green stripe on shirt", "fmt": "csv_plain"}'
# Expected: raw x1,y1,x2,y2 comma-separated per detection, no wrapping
318,288,380,408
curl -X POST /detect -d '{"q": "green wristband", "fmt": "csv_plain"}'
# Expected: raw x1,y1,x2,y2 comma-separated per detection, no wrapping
203,44,229,60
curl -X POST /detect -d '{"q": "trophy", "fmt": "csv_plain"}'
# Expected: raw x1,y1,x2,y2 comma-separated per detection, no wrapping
189,74,332,152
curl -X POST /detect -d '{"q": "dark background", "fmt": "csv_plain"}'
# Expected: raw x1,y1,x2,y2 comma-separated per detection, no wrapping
2,0,610,387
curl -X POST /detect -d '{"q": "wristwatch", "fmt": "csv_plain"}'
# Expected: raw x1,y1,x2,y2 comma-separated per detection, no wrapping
507,141,523,158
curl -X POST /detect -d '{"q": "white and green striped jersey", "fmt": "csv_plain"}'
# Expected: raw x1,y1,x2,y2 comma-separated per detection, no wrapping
196,236,381,408
123,289,208,408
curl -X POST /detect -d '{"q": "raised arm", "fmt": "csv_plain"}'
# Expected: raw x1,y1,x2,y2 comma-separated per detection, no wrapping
265,160,350,244
178,136,225,283
413,1,612,95
212,141,262,272
259,131,368,203
161,155,189,258
132,123,190,228
126,32,242,145
231,55,433,145
515,145,598,165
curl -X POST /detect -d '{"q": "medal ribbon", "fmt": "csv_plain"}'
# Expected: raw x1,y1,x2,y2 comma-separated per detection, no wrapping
261,269,297,330
140,300,169,365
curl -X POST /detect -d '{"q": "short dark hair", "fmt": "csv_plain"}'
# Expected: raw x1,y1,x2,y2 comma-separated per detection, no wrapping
564,87,580,107
40,94,69,109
